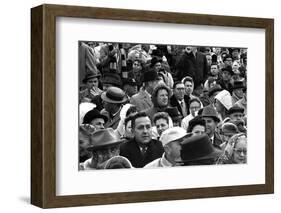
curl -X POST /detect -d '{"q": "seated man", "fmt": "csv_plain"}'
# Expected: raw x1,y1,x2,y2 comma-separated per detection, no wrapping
79,128,131,170
120,112,164,168
144,127,188,168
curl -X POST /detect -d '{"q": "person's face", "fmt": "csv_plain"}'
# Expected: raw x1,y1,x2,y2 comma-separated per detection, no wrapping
224,57,233,66
203,117,217,137
222,71,231,81
103,101,118,114
233,88,244,98
132,61,142,72
210,65,219,76
232,50,239,58
166,141,182,162
173,120,181,127
133,116,152,144
102,83,113,91
229,112,244,121
155,118,169,136
95,146,120,166
232,63,239,72
90,118,105,130
86,77,99,89
124,120,134,139
124,85,138,97
232,138,247,164
214,47,221,55
189,101,201,117
154,62,162,71
214,99,223,113
174,83,185,100
221,133,233,143
206,55,212,66
185,46,196,53
184,81,194,95
191,125,205,136
157,89,169,107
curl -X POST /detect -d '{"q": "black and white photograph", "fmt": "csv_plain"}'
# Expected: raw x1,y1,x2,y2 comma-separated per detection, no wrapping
78,41,248,170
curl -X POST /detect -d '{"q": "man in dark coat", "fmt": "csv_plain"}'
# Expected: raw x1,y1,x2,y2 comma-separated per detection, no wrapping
175,46,208,94
120,112,164,168
170,81,190,117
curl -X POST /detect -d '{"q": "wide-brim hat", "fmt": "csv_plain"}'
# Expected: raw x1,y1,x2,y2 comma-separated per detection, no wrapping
164,107,183,121
101,86,128,104
228,105,244,115
179,134,222,163
101,73,122,87
82,72,101,84
82,108,108,124
201,106,221,123
87,128,125,151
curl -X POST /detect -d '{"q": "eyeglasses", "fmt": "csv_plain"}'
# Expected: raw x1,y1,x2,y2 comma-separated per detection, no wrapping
233,148,247,155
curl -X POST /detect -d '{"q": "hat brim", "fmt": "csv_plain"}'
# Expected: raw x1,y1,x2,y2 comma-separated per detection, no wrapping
179,148,222,163
101,92,128,104
82,74,101,84
202,115,221,123
87,140,125,151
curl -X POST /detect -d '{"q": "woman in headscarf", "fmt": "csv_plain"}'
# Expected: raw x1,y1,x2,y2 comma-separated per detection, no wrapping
216,133,247,164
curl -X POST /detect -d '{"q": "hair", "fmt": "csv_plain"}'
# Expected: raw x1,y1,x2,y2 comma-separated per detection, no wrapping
187,116,206,133
151,83,172,107
124,114,134,127
153,112,170,125
182,76,194,85
173,81,184,89
189,97,201,106
126,105,138,117
131,112,150,130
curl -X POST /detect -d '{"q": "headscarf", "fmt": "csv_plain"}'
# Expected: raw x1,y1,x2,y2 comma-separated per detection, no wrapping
216,133,247,164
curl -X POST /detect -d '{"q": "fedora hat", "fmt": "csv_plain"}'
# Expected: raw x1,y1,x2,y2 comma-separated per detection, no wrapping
101,73,122,87
101,87,128,104
164,107,183,121
83,108,108,124
87,128,124,151
228,105,244,115
201,106,221,123
180,134,222,163
82,72,101,84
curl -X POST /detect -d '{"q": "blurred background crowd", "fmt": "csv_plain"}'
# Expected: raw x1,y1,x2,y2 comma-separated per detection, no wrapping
78,41,247,170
